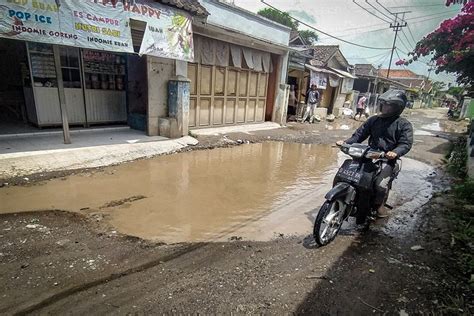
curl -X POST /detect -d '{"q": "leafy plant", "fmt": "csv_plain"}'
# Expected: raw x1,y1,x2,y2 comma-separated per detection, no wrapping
299,30,318,45
401,1,474,85
447,137,468,178
257,8,299,31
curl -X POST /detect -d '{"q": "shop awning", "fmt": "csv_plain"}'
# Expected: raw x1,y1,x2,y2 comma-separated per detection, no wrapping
328,67,358,79
289,61,306,71
304,64,342,77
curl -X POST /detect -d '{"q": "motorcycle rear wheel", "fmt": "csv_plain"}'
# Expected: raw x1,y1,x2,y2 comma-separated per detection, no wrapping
313,200,345,246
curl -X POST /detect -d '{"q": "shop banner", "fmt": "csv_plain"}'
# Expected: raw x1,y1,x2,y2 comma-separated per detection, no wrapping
133,0,194,61
0,0,195,59
310,71,327,90
341,78,354,94
0,0,133,52
61,0,134,53
0,0,66,45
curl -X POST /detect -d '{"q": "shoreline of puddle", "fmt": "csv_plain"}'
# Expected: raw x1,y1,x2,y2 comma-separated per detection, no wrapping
0,142,434,243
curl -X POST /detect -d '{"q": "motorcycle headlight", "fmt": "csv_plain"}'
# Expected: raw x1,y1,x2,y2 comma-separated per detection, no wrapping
348,146,365,158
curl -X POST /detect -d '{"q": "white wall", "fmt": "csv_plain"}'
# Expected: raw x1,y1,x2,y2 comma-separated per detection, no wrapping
199,0,290,47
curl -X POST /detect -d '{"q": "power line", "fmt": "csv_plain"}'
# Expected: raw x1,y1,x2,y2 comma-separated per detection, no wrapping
347,50,393,60
319,26,390,40
311,9,459,36
366,0,395,22
376,50,391,67
400,29,415,50
375,0,399,16
352,0,392,23
405,9,460,21
260,1,393,50
406,25,418,47
397,35,413,54
387,3,452,9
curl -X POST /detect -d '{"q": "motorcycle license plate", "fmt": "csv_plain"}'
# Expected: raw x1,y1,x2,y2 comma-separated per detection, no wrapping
337,163,362,183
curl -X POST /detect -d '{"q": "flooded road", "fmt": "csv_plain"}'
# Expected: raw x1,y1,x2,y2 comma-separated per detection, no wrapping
0,143,338,242
0,142,433,243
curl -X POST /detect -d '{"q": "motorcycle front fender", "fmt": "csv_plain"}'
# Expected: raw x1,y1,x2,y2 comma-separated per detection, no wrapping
325,182,356,203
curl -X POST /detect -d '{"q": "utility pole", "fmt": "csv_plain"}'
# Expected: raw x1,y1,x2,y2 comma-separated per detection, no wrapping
423,61,435,108
387,12,408,79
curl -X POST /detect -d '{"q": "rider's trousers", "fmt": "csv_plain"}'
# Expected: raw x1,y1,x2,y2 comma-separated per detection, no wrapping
373,162,399,209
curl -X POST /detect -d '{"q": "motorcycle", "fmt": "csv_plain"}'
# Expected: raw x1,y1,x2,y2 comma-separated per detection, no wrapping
313,143,400,246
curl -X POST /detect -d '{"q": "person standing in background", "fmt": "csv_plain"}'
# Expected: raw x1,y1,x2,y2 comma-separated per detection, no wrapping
355,94,368,121
301,84,320,123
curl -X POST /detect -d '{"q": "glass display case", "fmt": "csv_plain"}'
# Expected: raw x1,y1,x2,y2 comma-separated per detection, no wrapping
83,50,126,91
28,43,57,88
24,44,126,126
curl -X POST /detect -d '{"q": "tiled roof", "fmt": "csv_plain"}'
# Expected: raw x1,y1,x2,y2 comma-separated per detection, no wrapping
159,0,209,16
289,31,307,46
311,45,339,64
392,78,432,91
378,69,420,79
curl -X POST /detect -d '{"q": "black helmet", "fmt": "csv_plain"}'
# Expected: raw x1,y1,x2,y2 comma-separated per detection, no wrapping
378,89,407,118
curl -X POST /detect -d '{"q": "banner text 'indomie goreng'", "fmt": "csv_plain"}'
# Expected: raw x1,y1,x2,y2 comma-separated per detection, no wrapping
0,0,194,60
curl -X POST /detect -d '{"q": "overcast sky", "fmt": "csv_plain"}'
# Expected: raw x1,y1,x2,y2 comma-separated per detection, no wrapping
234,0,462,85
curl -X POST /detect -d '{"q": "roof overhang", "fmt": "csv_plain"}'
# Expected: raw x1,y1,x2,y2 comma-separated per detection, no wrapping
328,67,357,79
354,74,411,89
289,62,306,71
305,64,343,77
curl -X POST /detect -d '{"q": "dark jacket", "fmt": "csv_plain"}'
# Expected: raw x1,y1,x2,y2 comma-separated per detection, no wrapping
345,115,413,157
304,89,319,104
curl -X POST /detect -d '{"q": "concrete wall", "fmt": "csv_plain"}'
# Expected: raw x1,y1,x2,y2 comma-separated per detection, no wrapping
334,92,347,110
147,56,175,136
272,52,290,124
199,0,290,47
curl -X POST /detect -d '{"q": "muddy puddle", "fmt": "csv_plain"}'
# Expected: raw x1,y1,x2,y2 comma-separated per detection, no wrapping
413,119,467,137
0,142,434,243
420,121,467,134
0,143,339,242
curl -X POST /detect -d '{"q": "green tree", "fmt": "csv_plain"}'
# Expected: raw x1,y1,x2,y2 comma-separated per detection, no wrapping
257,8,299,31
447,86,465,99
299,30,318,44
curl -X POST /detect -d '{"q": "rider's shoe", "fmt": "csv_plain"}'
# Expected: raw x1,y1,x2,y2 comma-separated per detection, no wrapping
355,222,369,232
376,206,390,218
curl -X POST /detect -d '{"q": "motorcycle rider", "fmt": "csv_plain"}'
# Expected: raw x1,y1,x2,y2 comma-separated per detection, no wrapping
336,89,413,218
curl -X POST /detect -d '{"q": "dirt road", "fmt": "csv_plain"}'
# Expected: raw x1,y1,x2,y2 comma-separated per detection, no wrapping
0,108,472,314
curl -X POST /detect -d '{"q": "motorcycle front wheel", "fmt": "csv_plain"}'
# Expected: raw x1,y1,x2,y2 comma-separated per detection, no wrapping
313,199,346,246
